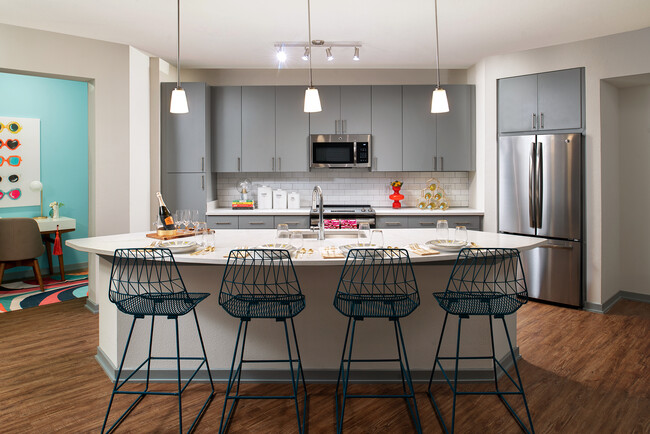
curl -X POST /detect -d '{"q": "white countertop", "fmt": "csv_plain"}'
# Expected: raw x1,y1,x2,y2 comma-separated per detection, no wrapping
206,207,484,216
67,228,540,266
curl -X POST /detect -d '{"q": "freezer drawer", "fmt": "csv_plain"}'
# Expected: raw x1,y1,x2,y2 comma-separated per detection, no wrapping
521,239,582,307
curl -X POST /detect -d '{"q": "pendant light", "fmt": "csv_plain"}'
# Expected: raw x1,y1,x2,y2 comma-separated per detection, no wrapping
304,0,322,113
170,0,189,113
431,0,449,113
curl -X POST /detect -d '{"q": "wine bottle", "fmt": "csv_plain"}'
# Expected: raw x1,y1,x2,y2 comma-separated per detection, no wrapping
156,192,175,230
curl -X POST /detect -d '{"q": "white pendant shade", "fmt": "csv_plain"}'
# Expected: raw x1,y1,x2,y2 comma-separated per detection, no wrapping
170,87,189,113
431,88,449,113
304,87,322,113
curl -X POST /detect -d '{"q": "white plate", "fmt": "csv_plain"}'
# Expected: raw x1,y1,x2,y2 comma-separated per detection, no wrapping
257,243,297,252
425,239,469,251
158,240,198,254
339,244,378,254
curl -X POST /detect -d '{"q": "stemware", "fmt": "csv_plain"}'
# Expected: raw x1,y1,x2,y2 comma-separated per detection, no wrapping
290,232,304,251
358,222,371,246
276,224,290,245
454,225,468,245
370,229,384,247
436,219,449,242
180,209,190,231
190,210,200,231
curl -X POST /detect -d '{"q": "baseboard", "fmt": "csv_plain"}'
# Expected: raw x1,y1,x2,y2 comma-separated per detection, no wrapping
584,290,650,314
84,298,99,314
95,346,520,384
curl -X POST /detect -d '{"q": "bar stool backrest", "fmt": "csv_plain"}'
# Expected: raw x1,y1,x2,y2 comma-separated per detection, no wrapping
445,248,528,302
109,248,187,303
219,249,302,301
336,248,419,300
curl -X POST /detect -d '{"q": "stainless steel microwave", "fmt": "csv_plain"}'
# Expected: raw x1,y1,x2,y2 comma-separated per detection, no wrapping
310,134,372,169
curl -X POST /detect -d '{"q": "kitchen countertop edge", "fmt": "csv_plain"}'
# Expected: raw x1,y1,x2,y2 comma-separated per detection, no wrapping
206,207,485,216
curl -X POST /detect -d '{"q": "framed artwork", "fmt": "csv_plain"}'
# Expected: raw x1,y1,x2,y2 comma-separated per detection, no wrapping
0,117,40,208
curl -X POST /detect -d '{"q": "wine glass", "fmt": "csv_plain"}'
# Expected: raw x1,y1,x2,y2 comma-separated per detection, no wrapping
190,210,200,231
454,226,468,245
290,232,304,251
276,224,290,246
436,219,449,242
180,210,190,231
370,230,384,247
358,223,370,246
173,211,181,230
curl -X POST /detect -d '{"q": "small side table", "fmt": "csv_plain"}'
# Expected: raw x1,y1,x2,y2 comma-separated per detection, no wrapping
34,217,76,281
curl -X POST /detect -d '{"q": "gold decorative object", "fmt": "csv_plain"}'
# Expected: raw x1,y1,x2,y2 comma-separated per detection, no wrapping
418,178,450,210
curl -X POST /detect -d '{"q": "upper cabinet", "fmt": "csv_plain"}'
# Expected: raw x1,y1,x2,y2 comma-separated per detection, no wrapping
498,68,583,134
241,86,275,172
402,85,437,171
437,85,475,171
212,86,242,173
371,86,403,171
161,82,210,173
309,86,371,134
276,86,309,172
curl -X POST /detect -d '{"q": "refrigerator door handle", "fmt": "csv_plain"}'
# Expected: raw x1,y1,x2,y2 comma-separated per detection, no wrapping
529,141,535,228
539,244,574,250
536,141,543,229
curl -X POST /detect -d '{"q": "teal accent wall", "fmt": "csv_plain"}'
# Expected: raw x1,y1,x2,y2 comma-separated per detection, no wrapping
0,72,89,278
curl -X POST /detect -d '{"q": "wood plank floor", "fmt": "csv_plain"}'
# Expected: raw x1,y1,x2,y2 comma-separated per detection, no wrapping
0,298,648,433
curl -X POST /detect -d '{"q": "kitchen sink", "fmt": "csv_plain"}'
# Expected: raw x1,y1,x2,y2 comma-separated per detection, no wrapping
295,229,358,239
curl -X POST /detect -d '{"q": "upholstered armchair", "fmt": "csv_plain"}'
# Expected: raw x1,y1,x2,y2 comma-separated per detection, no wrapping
0,218,45,291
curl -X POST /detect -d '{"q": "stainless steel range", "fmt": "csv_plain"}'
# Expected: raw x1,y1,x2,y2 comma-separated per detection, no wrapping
310,204,376,228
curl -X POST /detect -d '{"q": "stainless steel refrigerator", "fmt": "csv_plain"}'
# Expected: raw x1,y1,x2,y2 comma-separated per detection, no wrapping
498,134,583,307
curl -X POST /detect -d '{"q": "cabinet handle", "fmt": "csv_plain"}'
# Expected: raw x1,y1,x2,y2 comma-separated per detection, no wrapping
215,222,232,225
334,120,339,133
342,119,347,133
440,156,444,171
272,157,275,171
201,157,204,172
373,157,377,171
532,113,537,129
248,222,266,225
282,221,301,225
237,157,241,172
201,175,204,190
278,157,281,172
540,112,544,129
434,157,437,171
385,222,403,226
419,221,436,226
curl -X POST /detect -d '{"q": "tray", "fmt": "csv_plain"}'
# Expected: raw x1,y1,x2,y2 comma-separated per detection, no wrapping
146,229,210,241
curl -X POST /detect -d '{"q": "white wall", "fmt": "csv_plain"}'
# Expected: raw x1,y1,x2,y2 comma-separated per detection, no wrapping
619,84,650,296
129,47,151,232
600,81,621,303
469,27,650,305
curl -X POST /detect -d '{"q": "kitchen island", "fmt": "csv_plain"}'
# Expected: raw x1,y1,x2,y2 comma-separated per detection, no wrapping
68,229,543,383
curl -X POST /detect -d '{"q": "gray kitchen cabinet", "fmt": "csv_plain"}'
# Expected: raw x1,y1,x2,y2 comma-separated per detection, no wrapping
274,215,310,229
537,68,582,131
376,216,408,229
408,215,482,231
498,68,583,134
437,85,475,171
212,86,242,172
402,85,437,171
309,86,371,134
161,82,210,173
239,215,274,229
162,173,211,216
371,86,403,171
242,86,276,172
276,86,309,172
207,215,239,229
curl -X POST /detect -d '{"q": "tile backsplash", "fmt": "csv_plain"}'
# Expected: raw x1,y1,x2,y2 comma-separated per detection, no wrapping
216,171,469,208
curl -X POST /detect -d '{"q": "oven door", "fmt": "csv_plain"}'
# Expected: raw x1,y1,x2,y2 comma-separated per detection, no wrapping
310,141,356,168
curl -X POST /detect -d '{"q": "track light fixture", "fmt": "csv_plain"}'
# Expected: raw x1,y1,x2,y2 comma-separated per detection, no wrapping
304,0,321,113
273,41,361,63
431,0,449,113
170,0,188,114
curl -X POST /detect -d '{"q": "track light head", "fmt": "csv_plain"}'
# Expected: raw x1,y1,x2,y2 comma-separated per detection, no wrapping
353,47,360,61
302,47,310,61
326,47,333,61
276,46,287,63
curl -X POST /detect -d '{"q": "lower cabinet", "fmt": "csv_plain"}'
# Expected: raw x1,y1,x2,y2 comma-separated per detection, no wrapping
407,215,482,231
274,216,310,229
376,216,409,229
207,216,238,229
239,216,274,229
207,215,309,229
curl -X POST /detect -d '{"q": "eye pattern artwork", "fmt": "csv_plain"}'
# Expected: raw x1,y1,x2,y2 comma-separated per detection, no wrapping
0,117,40,208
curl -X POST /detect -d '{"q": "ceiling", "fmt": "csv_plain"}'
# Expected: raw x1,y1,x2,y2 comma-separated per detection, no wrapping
1,0,650,69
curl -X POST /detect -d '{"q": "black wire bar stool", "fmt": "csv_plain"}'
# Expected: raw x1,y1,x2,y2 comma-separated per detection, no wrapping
218,249,307,433
427,248,535,433
334,248,422,434
101,248,214,434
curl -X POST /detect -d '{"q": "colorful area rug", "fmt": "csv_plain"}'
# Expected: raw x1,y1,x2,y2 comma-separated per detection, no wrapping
0,275,88,313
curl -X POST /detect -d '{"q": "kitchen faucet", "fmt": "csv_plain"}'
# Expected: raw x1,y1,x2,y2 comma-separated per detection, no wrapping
312,185,324,240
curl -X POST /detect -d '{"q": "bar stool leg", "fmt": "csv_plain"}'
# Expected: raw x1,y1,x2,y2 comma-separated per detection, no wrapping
450,316,463,434
219,319,248,434
174,317,183,433
337,317,358,434
500,317,535,434
102,316,143,433
489,315,500,394
394,319,422,433
283,319,306,433
335,317,352,427
427,311,449,432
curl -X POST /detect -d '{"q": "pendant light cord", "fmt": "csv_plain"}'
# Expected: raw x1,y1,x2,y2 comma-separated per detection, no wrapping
307,0,313,87
177,0,181,88
434,0,441,88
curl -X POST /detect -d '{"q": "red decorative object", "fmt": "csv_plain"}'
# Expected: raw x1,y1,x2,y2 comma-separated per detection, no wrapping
53,225,63,256
389,186,405,209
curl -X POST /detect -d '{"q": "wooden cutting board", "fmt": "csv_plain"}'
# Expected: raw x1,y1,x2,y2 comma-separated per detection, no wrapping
146,229,210,241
